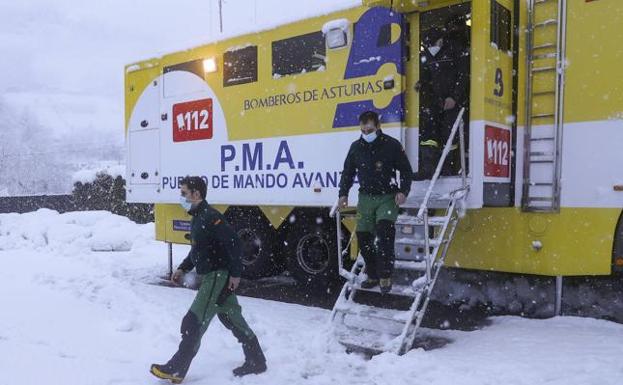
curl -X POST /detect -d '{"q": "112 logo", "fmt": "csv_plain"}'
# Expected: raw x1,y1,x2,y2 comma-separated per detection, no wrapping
172,98,213,142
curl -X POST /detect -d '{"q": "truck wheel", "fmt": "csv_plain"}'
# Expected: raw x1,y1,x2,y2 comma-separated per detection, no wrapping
612,210,623,274
284,212,344,288
226,207,280,279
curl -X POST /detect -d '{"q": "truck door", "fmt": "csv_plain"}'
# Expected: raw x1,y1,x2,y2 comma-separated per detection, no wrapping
405,3,472,179
126,69,162,202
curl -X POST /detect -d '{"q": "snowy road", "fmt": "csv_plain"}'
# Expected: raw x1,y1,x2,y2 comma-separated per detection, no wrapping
1,210,623,385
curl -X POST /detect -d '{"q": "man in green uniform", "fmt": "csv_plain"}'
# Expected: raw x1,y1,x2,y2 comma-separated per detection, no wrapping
150,176,266,384
338,111,413,294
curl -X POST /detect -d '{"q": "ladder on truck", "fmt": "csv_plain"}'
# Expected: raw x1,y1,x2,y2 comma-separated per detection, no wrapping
329,108,469,355
523,0,567,212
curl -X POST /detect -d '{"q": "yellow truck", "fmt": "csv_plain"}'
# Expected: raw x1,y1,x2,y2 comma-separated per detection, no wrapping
125,0,623,290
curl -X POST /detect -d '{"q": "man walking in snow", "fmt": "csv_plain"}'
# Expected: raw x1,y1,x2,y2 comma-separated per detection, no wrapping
338,111,413,294
150,176,266,384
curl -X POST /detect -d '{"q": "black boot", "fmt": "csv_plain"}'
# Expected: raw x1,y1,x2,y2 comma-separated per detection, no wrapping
360,278,379,289
233,336,267,377
356,231,379,282
150,363,185,384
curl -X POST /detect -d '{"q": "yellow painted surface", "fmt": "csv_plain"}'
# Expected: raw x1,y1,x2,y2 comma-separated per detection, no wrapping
154,204,191,244
565,0,623,123
260,206,294,229
124,61,160,133
447,207,618,276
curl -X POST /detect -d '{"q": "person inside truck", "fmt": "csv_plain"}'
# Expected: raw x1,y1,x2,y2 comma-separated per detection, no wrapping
414,17,470,180
338,111,414,294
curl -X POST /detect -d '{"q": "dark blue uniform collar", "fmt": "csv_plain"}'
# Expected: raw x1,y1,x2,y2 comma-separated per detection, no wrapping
188,199,208,216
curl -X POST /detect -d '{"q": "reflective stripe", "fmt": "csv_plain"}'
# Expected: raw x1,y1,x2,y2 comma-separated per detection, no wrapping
420,139,439,148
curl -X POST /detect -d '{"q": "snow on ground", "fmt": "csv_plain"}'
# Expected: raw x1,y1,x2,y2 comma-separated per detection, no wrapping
1,209,623,385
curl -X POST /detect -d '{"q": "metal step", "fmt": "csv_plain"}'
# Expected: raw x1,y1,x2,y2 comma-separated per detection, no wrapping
532,90,555,96
394,237,445,247
530,159,555,164
351,280,421,297
335,302,411,324
531,66,556,73
530,151,554,157
533,43,556,50
395,215,448,227
393,260,435,272
406,195,452,209
534,19,558,28
530,113,555,119
334,326,402,354
532,53,557,60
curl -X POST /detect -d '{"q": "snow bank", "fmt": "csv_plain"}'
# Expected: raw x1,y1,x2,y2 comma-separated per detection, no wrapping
1,209,623,384
72,163,125,185
0,209,153,253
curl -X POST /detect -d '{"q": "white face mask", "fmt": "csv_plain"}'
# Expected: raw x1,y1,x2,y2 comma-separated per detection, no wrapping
362,131,378,143
428,45,441,56
179,196,192,211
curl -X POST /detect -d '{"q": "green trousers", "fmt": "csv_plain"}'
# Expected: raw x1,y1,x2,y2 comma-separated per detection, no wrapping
166,269,256,377
356,193,399,279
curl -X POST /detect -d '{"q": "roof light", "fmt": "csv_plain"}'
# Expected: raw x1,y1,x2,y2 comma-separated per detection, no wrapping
326,28,348,49
203,57,217,73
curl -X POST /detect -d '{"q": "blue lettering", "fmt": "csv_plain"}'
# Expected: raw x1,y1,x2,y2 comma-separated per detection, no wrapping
221,145,236,172
242,143,263,171
273,141,295,170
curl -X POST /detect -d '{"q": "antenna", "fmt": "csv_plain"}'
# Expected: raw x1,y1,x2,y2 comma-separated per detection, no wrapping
219,0,224,33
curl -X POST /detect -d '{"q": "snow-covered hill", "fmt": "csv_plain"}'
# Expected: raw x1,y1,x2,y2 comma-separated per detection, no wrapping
0,0,360,196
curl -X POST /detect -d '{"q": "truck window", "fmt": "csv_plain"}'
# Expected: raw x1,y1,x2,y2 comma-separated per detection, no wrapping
490,0,511,52
223,45,258,87
272,31,326,78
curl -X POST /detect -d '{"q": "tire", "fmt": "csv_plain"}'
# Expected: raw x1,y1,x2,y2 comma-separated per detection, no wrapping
612,210,623,274
226,207,280,279
284,210,347,288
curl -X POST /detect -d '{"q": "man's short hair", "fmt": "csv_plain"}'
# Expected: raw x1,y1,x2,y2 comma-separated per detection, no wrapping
358,111,380,127
180,176,207,199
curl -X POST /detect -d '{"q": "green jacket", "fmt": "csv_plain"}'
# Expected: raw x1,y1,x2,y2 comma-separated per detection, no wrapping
338,131,413,198
178,200,242,277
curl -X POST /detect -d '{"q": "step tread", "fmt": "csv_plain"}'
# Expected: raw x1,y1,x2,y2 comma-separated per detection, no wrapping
333,325,402,354
396,215,448,227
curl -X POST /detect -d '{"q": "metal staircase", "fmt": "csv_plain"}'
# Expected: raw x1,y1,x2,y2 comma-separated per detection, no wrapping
329,108,469,355
523,0,567,212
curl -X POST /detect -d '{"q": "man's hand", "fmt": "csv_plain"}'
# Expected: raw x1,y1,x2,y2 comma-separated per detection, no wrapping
414,81,422,93
338,196,348,209
228,276,241,291
171,269,185,285
443,97,456,111
395,192,407,206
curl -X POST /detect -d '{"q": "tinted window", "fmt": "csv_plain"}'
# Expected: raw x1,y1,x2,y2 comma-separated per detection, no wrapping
491,0,511,52
223,45,258,87
272,31,326,77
